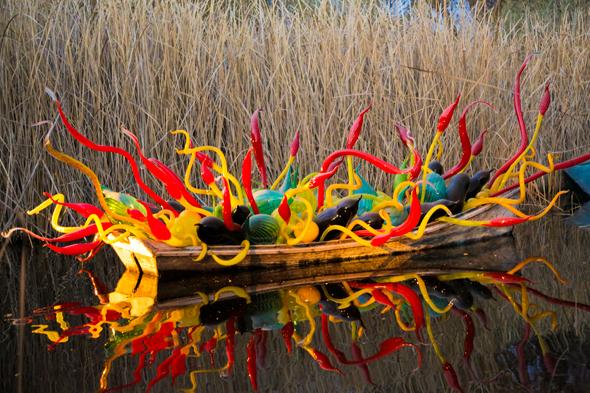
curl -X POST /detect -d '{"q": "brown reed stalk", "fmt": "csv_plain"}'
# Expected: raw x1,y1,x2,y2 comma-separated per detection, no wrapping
1,0,588,229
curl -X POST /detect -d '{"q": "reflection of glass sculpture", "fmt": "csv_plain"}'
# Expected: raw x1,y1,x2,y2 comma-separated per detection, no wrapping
4,56,588,267
25,257,590,392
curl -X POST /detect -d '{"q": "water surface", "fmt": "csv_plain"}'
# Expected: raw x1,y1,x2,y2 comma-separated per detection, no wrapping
1,215,589,393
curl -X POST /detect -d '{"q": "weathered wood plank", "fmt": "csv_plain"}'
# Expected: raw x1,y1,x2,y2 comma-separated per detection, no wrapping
155,234,517,308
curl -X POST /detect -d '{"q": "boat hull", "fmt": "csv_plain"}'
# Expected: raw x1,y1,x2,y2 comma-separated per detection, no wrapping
156,234,518,308
109,198,515,275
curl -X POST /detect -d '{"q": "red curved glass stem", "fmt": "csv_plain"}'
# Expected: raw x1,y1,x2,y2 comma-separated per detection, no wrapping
316,186,326,211
349,281,424,339
132,323,179,392
143,321,175,357
79,269,109,302
394,124,423,179
104,309,122,322
443,362,465,393
539,82,551,116
170,348,187,385
308,166,338,211
488,55,533,186
58,304,110,326
311,348,343,374
321,313,419,367
290,131,301,157
48,325,91,350
55,101,175,213
43,192,104,218
194,151,213,166
320,313,352,363
45,240,102,256
76,242,105,262
200,336,218,367
107,324,175,393
320,149,421,180
13,224,106,243
471,129,487,157
472,307,490,330
452,308,475,362
278,195,291,223
390,124,423,203
139,201,171,240
127,208,147,221
280,321,294,354
200,335,218,355
437,95,461,133
317,105,372,189
124,130,200,209
242,148,260,214
226,318,236,374
152,159,203,208
443,101,494,180
510,285,590,312
483,272,529,284
394,123,413,146
346,105,372,149
483,216,529,227
221,178,235,231
146,348,186,392
121,131,180,195
387,283,424,342
370,188,421,246
371,289,397,309
309,142,422,211
200,159,215,185
251,110,268,188
246,333,258,392
308,166,338,188
490,153,590,197
309,106,373,210
326,158,344,173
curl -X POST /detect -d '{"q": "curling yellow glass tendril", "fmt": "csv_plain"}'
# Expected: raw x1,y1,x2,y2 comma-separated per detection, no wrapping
290,290,317,347
27,194,86,234
508,256,567,284
325,173,362,208
495,113,546,192
271,155,296,190
44,138,147,229
210,240,251,266
468,153,555,210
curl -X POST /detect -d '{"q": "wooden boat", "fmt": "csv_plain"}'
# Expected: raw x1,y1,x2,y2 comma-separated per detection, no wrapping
109,191,518,276
104,235,518,310
156,235,518,308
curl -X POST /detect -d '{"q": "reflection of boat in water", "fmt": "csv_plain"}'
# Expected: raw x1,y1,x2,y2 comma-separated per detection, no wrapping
25,248,590,393
110,197,516,276
156,235,518,307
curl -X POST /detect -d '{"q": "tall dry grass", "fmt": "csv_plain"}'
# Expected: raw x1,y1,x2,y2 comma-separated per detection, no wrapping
1,0,589,229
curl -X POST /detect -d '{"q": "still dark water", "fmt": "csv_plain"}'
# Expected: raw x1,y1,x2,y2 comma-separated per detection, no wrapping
1,215,589,393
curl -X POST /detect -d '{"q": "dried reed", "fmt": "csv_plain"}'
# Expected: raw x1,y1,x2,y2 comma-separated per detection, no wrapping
1,0,588,229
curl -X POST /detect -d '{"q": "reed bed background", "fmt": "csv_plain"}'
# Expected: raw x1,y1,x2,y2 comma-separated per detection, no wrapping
1,0,589,230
